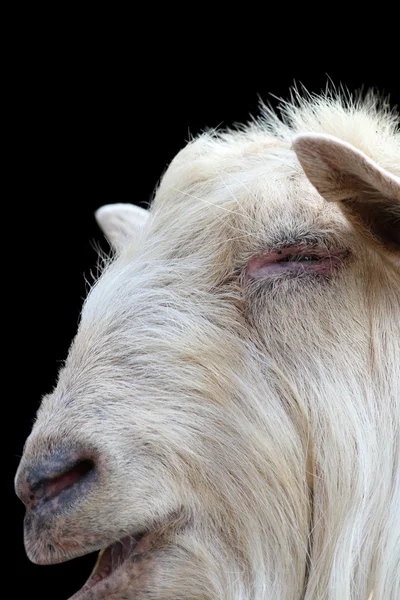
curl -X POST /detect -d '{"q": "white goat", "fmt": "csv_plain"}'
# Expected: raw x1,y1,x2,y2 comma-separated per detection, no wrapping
16,90,400,599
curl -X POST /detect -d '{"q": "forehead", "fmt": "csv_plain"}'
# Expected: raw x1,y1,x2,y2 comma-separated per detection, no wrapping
86,139,360,314
87,143,351,297
148,140,350,256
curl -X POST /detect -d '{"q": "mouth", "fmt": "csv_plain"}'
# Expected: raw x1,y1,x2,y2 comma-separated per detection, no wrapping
24,506,189,598
69,531,146,599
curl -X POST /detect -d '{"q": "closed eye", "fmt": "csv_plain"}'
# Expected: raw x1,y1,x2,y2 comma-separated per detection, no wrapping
245,244,349,281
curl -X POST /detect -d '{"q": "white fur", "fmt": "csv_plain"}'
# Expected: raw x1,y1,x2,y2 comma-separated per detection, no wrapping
16,91,400,599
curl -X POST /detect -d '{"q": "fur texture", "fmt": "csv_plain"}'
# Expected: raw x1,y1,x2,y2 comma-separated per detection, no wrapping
16,90,400,599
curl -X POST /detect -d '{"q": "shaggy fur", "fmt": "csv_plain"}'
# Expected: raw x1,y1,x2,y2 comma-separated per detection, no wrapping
16,90,400,599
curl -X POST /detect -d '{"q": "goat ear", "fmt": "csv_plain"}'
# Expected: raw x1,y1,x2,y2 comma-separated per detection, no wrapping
95,203,150,252
293,134,400,254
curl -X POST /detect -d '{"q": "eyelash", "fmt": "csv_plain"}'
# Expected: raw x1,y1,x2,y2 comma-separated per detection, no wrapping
278,254,320,262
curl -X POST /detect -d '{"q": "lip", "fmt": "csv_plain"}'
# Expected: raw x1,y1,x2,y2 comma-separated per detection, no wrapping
246,244,349,280
27,508,189,597
69,532,146,599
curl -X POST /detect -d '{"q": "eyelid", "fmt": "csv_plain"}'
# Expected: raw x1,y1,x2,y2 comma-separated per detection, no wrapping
264,243,335,261
244,243,350,281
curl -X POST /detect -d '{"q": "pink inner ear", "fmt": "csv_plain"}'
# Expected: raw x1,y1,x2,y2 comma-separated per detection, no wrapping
246,245,349,281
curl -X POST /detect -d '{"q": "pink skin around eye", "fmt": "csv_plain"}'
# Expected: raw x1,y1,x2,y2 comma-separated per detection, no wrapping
246,244,349,280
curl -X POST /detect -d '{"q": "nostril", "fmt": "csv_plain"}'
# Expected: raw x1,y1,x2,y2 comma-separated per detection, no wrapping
32,459,96,503
15,446,100,511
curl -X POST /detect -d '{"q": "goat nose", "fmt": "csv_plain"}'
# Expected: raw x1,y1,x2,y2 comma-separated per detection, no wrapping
15,449,96,511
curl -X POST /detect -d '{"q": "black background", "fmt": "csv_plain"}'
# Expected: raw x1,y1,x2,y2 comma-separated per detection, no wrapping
9,19,398,599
